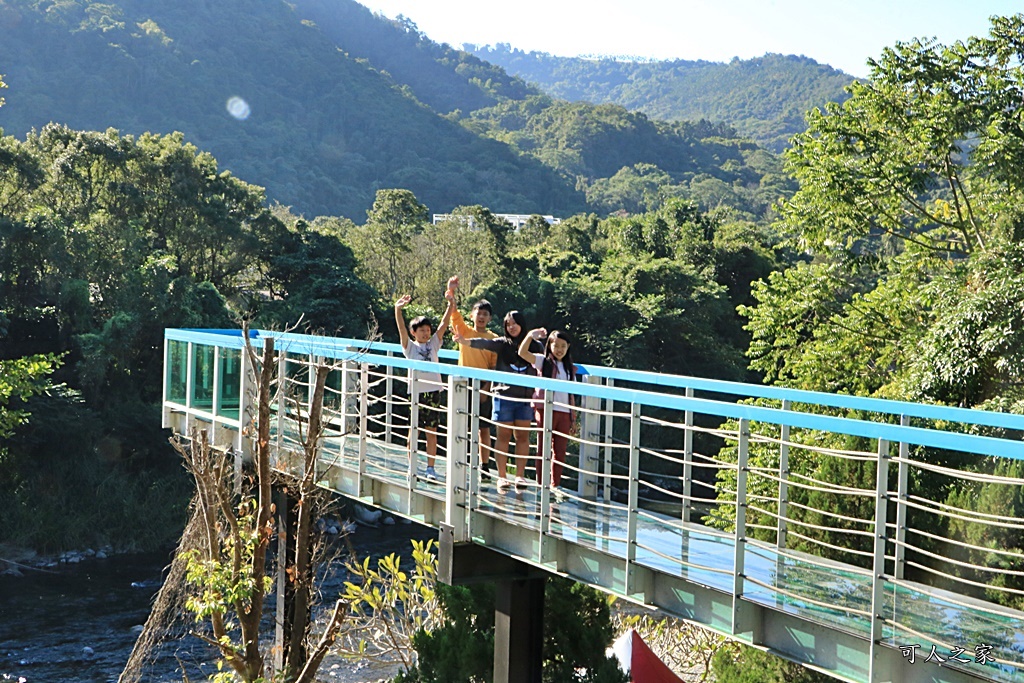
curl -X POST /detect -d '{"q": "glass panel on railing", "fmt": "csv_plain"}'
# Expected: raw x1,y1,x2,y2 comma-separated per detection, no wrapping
217,347,241,419
283,353,309,411
166,339,187,404
192,344,215,410
323,368,344,416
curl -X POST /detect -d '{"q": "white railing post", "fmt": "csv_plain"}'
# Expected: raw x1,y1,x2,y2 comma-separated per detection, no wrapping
603,378,616,502
578,375,601,499
777,399,792,549
161,337,170,429
625,402,641,596
682,387,694,524
408,369,421,492
303,353,314,480
869,438,891,683
467,379,481,535
539,390,555,535
445,377,470,542
276,351,286,458
185,342,194,435
357,363,369,498
237,340,251,458
775,400,791,596
895,415,909,580
732,418,749,635
306,354,316,415
341,356,358,439
384,351,395,447
211,344,228,482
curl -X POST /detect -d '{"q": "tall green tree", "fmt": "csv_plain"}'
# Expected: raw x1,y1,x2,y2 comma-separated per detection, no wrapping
751,13,1024,405
0,123,378,552
348,189,429,300
399,578,626,683
717,14,1024,605
0,354,58,454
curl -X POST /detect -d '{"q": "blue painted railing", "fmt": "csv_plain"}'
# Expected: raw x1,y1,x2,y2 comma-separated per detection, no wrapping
163,328,1024,683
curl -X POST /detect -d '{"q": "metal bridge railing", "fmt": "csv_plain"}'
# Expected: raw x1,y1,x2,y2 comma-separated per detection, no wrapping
163,328,1024,683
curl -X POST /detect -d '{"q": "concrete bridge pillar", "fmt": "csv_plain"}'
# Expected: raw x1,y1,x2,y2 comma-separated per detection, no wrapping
494,576,546,683
440,524,548,683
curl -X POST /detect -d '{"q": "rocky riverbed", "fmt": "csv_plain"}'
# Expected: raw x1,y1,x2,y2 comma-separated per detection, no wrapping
0,521,434,683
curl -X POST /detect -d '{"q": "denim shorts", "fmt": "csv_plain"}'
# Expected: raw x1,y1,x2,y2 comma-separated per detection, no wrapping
493,396,533,423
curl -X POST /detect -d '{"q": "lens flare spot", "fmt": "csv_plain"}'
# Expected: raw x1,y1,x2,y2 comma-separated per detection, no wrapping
226,96,251,120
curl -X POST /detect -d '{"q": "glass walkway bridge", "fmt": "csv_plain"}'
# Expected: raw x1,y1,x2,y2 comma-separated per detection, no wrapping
163,328,1024,683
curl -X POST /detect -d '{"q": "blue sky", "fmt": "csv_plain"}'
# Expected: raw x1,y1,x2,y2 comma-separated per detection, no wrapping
362,0,1021,77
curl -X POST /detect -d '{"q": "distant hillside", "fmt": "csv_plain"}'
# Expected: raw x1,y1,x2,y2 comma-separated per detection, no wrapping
468,46,855,152
288,0,539,115
0,0,790,220
0,0,582,218
464,96,794,219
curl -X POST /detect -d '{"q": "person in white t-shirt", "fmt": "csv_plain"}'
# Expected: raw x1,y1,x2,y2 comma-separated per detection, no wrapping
395,292,454,480
518,327,577,498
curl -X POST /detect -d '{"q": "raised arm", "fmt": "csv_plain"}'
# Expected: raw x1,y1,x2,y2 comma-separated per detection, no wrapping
435,287,456,345
394,294,411,350
467,336,505,352
518,328,546,365
447,275,472,338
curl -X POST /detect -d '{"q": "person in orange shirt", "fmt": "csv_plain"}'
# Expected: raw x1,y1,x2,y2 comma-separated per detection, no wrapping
446,276,498,475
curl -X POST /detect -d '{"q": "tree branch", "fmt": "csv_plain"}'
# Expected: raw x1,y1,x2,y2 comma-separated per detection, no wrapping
294,600,349,683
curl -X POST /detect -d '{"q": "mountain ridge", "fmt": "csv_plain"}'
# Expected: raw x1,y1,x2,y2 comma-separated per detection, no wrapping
467,44,855,152
0,0,799,219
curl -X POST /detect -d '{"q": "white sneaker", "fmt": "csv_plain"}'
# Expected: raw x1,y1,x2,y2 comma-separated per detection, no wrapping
425,466,438,480
514,476,528,489
497,477,512,492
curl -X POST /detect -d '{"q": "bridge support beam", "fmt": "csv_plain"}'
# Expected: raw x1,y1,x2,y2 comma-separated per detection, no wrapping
438,524,547,683
494,576,545,683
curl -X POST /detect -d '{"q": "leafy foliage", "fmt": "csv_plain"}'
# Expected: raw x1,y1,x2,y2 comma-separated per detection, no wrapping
711,643,833,683
0,125,374,551
346,189,430,300
398,583,494,683
183,500,274,621
0,353,57,444
717,14,1024,610
756,13,1024,404
337,540,443,672
469,46,854,152
398,577,627,683
479,199,780,380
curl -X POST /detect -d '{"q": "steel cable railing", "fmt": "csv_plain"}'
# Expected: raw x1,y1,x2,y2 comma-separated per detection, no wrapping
165,328,1024,683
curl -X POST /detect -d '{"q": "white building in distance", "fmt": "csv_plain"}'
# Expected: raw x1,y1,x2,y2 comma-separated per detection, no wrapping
432,213,562,229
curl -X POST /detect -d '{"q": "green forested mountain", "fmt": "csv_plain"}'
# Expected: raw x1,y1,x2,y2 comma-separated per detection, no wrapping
468,45,855,152
463,96,794,220
288,0,540,115
0,0,787,220
0,0,583,218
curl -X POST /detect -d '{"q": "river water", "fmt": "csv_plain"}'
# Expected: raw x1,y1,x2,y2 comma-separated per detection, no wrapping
0,523,435,683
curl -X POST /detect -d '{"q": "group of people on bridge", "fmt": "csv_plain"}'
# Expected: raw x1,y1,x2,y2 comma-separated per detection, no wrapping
394,276,577,495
